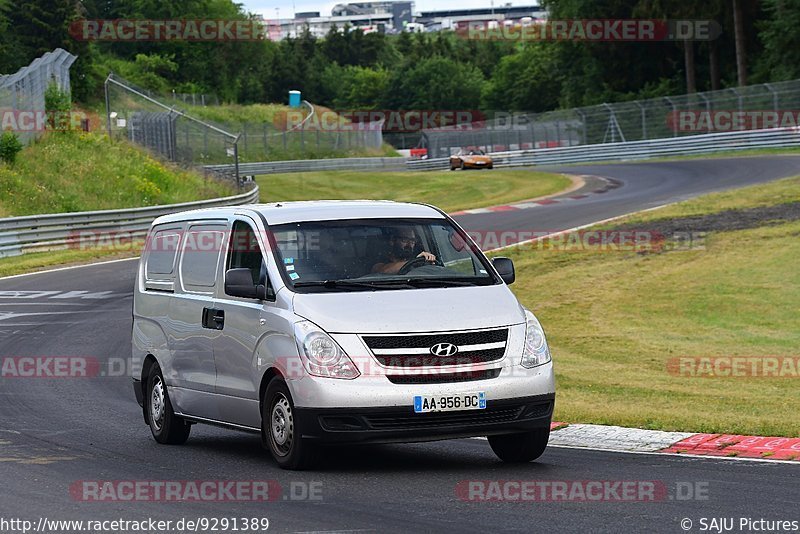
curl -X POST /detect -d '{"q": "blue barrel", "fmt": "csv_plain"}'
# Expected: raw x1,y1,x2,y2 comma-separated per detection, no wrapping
288,90,301,108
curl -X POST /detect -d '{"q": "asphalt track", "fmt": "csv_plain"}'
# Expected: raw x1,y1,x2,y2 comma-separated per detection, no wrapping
1,156,799,533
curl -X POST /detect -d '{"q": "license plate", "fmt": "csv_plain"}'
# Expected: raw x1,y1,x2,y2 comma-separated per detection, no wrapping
413,392,486,413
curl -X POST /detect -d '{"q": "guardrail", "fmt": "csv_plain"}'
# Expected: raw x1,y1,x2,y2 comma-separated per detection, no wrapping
286,100,315,132
206,157,406,175
408,127,800,171
0,185,260,258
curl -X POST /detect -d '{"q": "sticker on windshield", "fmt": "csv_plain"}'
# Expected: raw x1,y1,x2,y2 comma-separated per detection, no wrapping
289,272,300,280
285,264,295,271
284,257,294,264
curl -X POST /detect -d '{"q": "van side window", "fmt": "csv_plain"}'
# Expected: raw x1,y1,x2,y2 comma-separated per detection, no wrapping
227,220,268,289
180,225,226,290
146,229,181,279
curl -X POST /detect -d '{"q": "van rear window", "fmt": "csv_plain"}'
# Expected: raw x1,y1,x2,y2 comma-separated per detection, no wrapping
146,230,181,278
179,227,225,289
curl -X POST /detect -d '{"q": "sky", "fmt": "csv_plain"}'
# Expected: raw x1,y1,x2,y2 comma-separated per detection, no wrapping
241,0,531,20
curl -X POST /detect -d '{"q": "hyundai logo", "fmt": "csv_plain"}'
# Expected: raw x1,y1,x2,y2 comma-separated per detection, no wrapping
430,342,458,357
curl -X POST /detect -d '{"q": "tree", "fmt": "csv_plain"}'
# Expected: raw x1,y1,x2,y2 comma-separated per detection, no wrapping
481,43,561,112
384,56,485,110
333,66,390,109
0,0,13,72
755,0,800,81
732,0,747,85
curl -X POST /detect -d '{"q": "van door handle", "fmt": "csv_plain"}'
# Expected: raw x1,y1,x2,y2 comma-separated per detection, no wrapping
202,307,225,330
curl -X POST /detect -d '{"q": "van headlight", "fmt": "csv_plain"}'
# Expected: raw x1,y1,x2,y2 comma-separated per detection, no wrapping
294,321,360,379
521,309,551,368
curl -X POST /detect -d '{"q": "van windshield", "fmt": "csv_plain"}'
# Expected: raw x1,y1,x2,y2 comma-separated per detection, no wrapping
270,218,498,292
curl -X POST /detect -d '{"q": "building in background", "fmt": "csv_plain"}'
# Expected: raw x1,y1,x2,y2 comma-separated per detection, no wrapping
263,2,544,39
415,4,546,32
268,1,413,39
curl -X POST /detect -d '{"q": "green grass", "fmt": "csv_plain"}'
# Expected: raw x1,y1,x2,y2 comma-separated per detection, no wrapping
185,102,399,162
256,169,572,213
185,102,296,126
497,174,800,436
616,173,800,221
646,145,800,163
553,146,800,168
0,132,234,217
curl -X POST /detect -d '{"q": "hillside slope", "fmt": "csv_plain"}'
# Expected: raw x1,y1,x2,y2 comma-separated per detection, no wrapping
0,132,234,217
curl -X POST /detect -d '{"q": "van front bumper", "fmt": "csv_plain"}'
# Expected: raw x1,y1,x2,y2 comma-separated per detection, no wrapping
294,393,554,444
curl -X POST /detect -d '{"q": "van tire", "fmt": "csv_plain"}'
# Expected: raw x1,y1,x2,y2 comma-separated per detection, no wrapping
263,377,317,470
146,366,191,445
488,428,549,462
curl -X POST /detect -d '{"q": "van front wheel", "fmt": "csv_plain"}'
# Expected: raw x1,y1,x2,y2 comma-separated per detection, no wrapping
262,378,317,470
146,366,191,445
488,428,549,462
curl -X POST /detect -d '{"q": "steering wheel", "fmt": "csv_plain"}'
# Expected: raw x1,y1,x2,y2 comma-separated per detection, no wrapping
397,256,444,275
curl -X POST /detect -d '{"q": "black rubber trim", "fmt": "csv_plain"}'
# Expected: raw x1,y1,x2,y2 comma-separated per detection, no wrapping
294,393,554,444
133,378,143,406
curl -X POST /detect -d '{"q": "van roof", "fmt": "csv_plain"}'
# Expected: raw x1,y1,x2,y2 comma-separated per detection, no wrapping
151,200,447,226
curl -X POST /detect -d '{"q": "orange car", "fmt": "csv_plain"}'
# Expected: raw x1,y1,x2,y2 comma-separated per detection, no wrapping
449,148,493,170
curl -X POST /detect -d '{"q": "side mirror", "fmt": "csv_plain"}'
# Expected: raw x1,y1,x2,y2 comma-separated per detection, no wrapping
448,229,466,252
492,257,515,285
225,268,263,299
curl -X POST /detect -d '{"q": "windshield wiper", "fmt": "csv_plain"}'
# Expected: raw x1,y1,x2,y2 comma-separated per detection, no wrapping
293,279,411,291
293,277,490,291
400,278,480,287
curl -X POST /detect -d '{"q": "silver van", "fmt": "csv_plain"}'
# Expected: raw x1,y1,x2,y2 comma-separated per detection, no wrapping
132,201,555,469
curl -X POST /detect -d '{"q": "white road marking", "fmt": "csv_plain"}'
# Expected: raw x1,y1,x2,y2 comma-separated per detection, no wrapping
549,444,800,465
484,200,673,253
0,290,123,300
547,423,694,452
0,310,97,321
0,256,139,281
0,291,61,299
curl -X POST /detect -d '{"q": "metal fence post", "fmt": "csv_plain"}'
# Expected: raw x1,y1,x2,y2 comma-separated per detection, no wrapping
765,83,779,111
633,101,646,140
104,75,113,138
664,97,677,137
103,74,240,185
234,135,241,191
732,88,743,114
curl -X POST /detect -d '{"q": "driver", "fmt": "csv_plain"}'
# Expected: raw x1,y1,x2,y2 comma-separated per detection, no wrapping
371,227,436,274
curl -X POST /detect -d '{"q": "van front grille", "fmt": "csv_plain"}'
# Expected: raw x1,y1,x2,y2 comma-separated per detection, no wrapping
362,328,508,368
386,368,501,385
363,404,535,430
